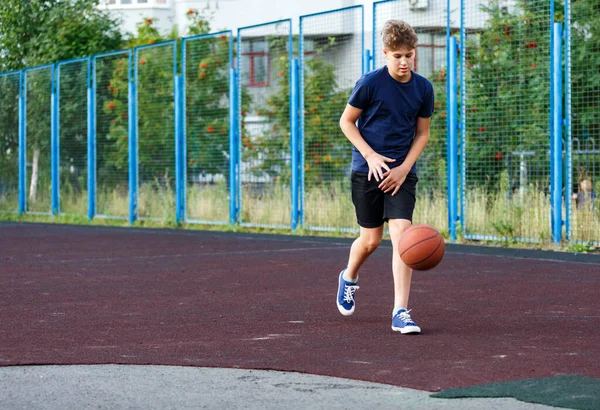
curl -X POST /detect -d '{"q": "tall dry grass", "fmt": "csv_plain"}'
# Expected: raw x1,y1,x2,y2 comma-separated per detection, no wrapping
8,181,598,245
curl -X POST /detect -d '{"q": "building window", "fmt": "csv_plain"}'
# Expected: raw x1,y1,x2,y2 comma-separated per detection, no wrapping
415,32,446,78
301,39,315,56
241,40,269,87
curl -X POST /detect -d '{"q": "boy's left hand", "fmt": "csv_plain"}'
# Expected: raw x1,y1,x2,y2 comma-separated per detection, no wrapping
378,166,409,196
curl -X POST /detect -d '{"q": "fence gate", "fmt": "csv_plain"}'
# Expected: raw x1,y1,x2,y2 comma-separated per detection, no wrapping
460,0,552,243
23,66,54,215
134,42,177,221
373,0,449,234
565,0,600,245
237,20,293,229
300,6,364,232
57,58,90,217
92,50,132,221
182,31,234,225
0,72,21,214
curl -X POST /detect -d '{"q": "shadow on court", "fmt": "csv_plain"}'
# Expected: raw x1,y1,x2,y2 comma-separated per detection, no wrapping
1,222,599,393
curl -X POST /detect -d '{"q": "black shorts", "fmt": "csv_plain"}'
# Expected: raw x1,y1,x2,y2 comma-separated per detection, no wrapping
351,171,418,228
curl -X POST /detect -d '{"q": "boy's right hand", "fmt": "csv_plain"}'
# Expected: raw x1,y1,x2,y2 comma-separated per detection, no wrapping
364,151,396,182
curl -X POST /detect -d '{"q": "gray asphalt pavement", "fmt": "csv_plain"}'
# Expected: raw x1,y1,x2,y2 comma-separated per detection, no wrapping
0,365,557,409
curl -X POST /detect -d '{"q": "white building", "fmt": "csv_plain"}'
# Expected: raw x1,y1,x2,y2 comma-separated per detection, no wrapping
100,0,496,79
101,0,358,38
100,0,498,133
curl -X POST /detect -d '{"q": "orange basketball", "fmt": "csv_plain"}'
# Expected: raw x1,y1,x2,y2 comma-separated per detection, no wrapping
398,224,445,270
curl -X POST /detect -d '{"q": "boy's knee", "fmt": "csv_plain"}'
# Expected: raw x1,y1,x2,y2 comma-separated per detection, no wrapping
362,237,382,253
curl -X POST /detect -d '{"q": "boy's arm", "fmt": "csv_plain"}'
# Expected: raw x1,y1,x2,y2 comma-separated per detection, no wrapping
379,116,431,195
339,104,396,182
400,116,431,172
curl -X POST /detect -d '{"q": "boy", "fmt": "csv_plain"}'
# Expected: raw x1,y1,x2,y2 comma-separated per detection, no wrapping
337,20,434,334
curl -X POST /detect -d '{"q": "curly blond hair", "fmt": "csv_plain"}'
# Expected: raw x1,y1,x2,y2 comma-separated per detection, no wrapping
381,20,418,50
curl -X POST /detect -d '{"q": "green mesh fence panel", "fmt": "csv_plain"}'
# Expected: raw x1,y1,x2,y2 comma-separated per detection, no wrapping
94,52,131,219
567,1,600,245
183,32,232,224
25,67,53,214
238,20,292,228
461,0,551,243
0,73,20,213
373,0,449,234
136,43,176,221
300,6,363,231
58,60,88,216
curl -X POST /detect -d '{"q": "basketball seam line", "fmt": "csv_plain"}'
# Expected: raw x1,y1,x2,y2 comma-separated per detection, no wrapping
409,238,443,266
400,234,439,256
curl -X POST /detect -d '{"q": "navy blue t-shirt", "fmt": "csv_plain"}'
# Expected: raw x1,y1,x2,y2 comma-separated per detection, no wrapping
348,66,434,173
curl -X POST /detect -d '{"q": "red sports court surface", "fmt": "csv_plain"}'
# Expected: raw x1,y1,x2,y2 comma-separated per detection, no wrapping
1,222,599,391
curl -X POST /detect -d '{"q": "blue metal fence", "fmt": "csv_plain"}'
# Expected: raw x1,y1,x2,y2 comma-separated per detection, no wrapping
300,6,364,232
134,41,177,222
565,0,600,245
92,50,132,221
459,0,553,244
0,72,20,213
57,57,90,217
22,65,54,215
374,0,450,233
0,0,597,246
181,31,234,226
237,19,293,229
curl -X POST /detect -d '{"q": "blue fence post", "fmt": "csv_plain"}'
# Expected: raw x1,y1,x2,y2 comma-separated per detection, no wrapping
175,74,184,225
299,19,306,229
88,56,96,221
363,49,371,74
181,39,192,226
563,0,571,242
551,22,563,244
51,64,60,216
181,42,188,226
18,71,26,215
235,29,244,226
129,51,138,225
290,58,299,231
372,2,377,70
229,67,238,225
447,37,459,242
459,0,467,236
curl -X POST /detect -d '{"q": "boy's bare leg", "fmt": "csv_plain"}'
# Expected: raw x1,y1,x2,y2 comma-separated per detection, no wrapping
344,225,384,281
388,218,413,309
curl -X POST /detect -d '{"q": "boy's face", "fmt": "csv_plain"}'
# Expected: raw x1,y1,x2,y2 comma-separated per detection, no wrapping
383,45,415,82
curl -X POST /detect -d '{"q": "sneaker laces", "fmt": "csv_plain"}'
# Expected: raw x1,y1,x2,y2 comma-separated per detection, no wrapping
343,284,359,304
396,309,414,324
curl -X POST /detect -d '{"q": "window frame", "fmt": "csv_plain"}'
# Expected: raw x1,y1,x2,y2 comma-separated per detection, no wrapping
415,31,446,78
241,41,270,87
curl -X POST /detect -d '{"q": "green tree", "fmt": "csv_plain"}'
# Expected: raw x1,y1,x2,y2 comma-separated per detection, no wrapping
0,0,123,207
99,16,180,189
464,0,552,193
557,0,600,192
419,66,448,195
101,9,240,189
299,45,353,185
0,74,20,209
184,32,233,179
0,0,123,72
244,37,351,185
